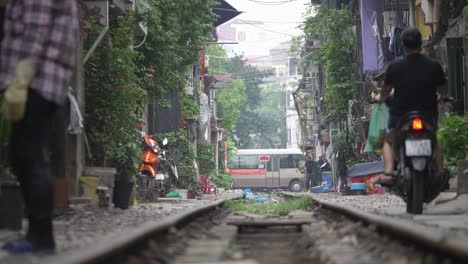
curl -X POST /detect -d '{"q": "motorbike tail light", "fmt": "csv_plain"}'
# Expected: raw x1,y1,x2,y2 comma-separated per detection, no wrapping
411,118,424,131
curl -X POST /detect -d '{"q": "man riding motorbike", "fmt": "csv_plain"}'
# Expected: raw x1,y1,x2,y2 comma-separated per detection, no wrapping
379,27,449,188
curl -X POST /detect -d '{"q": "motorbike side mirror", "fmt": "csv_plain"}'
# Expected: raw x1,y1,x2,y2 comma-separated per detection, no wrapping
163,138,168,146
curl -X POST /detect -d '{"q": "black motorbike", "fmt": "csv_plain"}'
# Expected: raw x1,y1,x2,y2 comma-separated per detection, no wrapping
391,111,441,214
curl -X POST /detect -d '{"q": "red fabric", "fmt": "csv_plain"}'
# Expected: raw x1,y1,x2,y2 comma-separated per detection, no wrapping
200,174,218,194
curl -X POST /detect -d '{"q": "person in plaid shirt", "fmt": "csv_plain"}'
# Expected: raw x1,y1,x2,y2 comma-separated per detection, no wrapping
0,0,78,254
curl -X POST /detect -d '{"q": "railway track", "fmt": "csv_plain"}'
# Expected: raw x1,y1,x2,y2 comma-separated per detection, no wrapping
34,193,468,264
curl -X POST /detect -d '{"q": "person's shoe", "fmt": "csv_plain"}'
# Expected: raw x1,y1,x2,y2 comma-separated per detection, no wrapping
2,239,55,255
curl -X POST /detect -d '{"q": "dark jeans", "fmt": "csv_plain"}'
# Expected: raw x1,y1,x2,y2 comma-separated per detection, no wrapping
305,172,320,189
305,172,312,189
9,90,57,249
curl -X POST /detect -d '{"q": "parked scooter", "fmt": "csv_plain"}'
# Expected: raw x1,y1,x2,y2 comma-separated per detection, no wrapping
136,133,178,201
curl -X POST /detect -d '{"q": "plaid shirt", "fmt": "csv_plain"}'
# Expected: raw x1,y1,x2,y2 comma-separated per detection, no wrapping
0,0,78,105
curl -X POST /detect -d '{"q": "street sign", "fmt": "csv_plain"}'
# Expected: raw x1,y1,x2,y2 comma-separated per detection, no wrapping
258,155,270,162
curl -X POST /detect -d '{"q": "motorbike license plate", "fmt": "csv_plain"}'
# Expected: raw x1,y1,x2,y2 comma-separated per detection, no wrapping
156,174,165,180
405,139,432,157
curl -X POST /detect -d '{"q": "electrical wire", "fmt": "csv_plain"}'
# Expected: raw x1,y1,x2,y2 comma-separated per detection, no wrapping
246,0,299,6
244,50,289,61
237,19,295,36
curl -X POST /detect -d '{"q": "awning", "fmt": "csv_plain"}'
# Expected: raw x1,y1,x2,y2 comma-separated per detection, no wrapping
213,0,241,27
347,161,384,178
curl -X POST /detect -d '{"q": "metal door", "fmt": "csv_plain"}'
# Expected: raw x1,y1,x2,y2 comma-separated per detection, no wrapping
447,38,464,114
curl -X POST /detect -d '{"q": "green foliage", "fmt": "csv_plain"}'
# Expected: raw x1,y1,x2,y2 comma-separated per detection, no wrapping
157,130,197,187
437,115,468,176
302,4,356,122
180,93,200,118
205,46,248,131
225,196,313,216
205,45,279,149
85,12,144,180
197,141,215,175
208,171,232,188
226,137,238,160
216,79,247,130
332,124,358,168
225,57,273,148
254,83,286,148
136,0,217,99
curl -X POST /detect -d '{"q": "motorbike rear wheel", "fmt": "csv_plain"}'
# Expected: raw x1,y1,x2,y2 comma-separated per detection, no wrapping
137,172,160,202
406,170,424,214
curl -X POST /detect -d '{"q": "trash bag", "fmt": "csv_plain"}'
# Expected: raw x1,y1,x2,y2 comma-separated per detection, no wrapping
165,191,181,198
364,103,389,152
242,188,252,198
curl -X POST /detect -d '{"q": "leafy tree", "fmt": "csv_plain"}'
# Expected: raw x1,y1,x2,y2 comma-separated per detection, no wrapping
302,4,356,122
205,45,247,132
205,46,274,149
136,0,218,101
216,79,247,131
254,83,286,148
225,57,272,148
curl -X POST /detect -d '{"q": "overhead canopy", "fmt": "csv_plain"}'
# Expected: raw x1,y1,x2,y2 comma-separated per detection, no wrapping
213,0,241,27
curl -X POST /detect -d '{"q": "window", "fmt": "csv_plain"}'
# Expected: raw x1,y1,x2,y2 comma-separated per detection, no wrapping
279,154,304,169
228,157,239,169
239,155,259,169
228,155,259,169
237,31,246,41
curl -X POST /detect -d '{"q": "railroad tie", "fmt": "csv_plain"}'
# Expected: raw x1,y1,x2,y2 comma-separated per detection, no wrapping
226,219,311,233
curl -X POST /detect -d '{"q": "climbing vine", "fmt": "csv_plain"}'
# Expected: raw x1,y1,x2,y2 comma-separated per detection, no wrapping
135,0,218,101
302,4,356,122
85,12,144,180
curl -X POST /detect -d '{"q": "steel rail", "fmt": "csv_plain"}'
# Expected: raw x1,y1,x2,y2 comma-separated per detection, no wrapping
49,196,240,264
309,196,468,262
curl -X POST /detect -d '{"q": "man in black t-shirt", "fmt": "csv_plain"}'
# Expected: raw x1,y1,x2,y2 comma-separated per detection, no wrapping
380,27,448,178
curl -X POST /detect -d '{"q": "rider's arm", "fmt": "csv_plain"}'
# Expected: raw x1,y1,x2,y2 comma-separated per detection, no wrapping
380,63,395,103
380,83,393,102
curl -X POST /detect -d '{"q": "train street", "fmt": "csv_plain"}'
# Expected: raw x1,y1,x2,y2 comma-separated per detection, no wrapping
0,0,467,263
1,190,468,264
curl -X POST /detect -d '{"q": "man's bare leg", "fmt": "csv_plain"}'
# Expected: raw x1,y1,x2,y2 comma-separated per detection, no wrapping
383,141,394,175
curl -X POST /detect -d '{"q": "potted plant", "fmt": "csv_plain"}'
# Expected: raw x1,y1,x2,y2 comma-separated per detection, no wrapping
84,13,144,209
0,97,24,230
112,138,140,209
